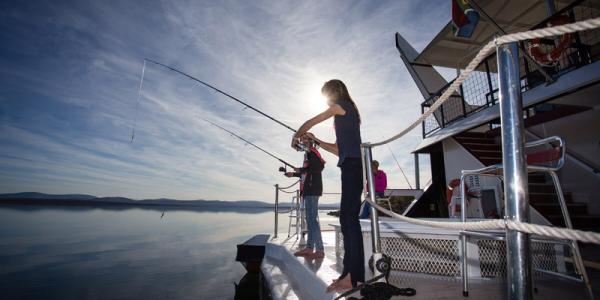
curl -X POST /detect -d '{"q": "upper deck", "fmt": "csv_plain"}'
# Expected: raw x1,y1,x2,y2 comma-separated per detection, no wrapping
402,0,600,152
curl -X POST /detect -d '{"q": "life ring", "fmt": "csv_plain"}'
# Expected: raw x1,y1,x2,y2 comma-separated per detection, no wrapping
528,15,573,66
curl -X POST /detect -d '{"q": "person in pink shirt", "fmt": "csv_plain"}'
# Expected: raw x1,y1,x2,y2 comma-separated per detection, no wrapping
360,160,387,219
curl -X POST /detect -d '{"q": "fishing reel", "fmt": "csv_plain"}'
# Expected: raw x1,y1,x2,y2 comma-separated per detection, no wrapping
294,138,316,152
368,254,392,281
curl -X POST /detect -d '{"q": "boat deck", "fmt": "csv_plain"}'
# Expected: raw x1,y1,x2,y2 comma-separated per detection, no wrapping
263,227,597,299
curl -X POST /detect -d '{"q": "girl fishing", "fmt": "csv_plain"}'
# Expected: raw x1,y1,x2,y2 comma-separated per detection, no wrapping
291,79,364,293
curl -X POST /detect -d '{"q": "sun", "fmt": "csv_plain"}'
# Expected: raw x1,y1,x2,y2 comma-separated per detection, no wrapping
306,81,328,113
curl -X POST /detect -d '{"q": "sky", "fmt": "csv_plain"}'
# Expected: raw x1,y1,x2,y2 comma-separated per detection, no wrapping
0,0,453,202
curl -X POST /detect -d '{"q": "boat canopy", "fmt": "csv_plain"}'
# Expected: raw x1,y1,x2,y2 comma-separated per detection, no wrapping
414,0,572,69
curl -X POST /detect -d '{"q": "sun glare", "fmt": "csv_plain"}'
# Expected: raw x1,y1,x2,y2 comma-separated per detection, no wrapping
306,81,328,113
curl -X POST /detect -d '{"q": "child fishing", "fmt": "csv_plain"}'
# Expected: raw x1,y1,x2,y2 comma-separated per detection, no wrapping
286,136,326,259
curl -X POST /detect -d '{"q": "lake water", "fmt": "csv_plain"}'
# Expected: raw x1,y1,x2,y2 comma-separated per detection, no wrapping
0,205,319,300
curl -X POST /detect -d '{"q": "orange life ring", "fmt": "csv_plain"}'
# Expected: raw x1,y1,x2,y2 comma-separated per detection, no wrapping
528,15,573,66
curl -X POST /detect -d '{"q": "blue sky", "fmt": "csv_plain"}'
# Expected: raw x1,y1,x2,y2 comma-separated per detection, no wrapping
0,0,452,202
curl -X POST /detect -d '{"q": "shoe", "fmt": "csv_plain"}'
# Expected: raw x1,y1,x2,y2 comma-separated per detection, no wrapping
293,248,313,256
307,251,325,259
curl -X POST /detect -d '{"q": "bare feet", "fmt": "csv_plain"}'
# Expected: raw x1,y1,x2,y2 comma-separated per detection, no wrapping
306,250,325,259
293,247,313,257
326,274,353,293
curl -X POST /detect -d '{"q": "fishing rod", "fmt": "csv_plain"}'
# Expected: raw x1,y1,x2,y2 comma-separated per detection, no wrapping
144,58,297,132
200,117,297,170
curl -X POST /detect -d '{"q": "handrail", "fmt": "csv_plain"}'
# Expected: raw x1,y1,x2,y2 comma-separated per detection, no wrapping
419,78,457,107
526,130,600,174
278,180,300,190
525,135,566,170
278,189,298,194
365,18,600,148
273,184,302,239
418,0,595,139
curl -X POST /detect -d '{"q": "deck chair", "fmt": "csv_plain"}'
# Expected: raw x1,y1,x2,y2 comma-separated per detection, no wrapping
458,136,593,299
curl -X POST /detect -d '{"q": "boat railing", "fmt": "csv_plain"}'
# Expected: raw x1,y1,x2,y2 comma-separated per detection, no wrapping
420,0,600,138
360,16,600,298
273,182,301,239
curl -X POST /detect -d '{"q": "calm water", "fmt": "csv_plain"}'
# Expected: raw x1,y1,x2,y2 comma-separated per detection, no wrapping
0,205,292,300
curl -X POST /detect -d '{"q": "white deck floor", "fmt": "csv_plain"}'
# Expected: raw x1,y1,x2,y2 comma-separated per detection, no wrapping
262,222,593,299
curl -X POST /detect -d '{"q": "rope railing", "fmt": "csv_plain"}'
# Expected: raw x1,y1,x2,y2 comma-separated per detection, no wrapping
362,17,600,245
277,180,300,191
368,17,600,148
363,197,600,244
278,189,298,194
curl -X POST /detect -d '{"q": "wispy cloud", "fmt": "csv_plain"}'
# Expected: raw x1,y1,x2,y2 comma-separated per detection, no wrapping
0,0,450,201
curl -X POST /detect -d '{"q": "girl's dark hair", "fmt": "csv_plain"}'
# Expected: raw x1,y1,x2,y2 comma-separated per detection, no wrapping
321,79,361,124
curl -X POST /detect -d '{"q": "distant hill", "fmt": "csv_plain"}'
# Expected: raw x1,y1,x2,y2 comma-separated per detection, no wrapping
0,192,340,209
0,192,97,200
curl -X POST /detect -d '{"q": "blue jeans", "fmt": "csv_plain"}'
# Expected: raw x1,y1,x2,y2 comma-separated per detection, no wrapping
360,192,384,219
304,195,324,251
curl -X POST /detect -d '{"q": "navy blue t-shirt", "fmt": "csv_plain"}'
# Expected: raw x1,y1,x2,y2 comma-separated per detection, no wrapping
334,99,362,167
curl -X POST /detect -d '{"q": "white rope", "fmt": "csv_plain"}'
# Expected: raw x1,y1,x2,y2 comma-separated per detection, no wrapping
364,197,600,244
369,17,600,147
497,18,600,44
365,196,504,231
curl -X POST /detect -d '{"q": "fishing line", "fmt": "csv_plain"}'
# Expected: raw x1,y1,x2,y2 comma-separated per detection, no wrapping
199,117,297,169
144,58,297,133
131,60,146,142
386,144,413,189
378,133,413,189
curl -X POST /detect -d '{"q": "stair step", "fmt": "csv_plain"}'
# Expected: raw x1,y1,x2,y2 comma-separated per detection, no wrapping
528,183,556,193
473,154,503,160
460,143,501,151
545,214,600,229
471,149,502,154
531,203,588,215
457,132,490,138
529,192,572,203
528,174,547,183
480,158,502,166
454,136,496,144
486,104,591,137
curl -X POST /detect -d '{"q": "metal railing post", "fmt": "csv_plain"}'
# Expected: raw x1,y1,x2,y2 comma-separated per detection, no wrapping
460,173,470,297
421,105,426,138
414,153,420,190
484,59,495,105
497,41,533,299
274,184,279,238
363,144,383,279
299,190,307,247
440,103,446,128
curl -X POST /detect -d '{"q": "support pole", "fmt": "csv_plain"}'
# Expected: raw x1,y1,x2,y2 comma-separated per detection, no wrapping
300,193,307,247
497,41,533,300
545,0,556,16
414,153,420,190
460,174,469,297
274,184,279,238
363,144,383,279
